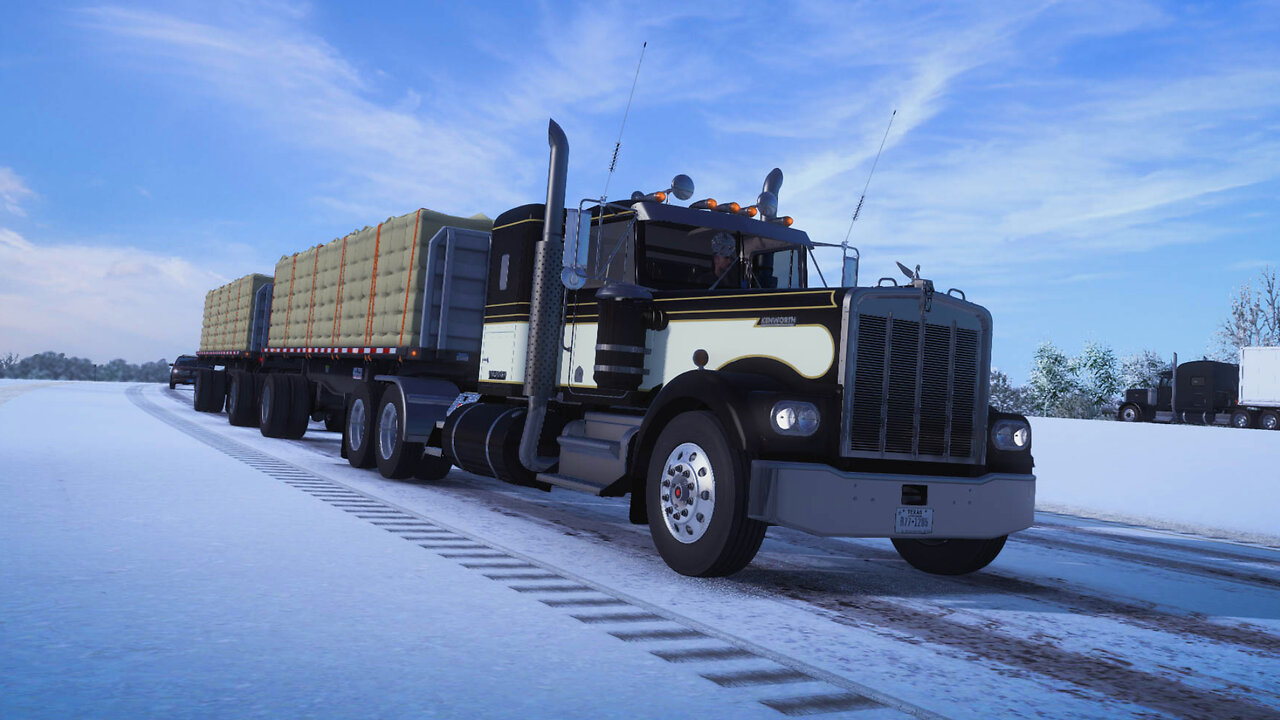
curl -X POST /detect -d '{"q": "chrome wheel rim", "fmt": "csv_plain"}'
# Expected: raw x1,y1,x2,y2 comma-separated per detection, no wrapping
1264,415,1277,430
1121,407,1136,421
378,401,398,461
660,442,715,544
348,398,366,451
1233,413,1249,428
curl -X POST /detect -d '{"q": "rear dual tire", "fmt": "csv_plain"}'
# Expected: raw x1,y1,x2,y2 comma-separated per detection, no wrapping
193,369,226,413
227,370,260,427
259,374,311,439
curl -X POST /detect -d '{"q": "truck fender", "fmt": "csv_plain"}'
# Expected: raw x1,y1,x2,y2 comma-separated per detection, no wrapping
373,375,460,444
626,369,781,524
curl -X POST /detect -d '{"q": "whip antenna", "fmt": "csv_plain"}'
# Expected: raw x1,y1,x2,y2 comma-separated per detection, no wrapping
842,109,896,245
600,41,647,203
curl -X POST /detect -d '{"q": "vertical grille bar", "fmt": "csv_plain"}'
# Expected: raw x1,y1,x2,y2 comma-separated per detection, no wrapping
885,319,919,454
850,315,886,452
949,328,979,458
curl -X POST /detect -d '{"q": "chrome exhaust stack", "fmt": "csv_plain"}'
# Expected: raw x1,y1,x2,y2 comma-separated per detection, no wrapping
518,118,569,472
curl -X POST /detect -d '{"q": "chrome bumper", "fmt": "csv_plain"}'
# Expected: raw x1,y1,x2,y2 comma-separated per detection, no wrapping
748,460,1035,538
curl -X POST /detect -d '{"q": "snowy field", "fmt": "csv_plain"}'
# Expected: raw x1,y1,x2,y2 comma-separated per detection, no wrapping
1,380,1278,719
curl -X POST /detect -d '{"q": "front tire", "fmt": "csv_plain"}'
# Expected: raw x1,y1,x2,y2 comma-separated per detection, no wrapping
645,411,766,577
374,387,424,479
1117,404,1142,422
891,536,1007,575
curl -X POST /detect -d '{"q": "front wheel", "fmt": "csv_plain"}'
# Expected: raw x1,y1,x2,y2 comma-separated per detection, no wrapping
891,536,1008,575
645,411,766,577
1117,404,1142,422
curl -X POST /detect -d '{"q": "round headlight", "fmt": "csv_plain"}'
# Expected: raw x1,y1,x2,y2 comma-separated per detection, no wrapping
992,419,1031,451
770,401,820,437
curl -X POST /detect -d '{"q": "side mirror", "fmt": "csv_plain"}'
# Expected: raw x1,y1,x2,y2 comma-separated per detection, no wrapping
842,254,859,288
670,174,695,201
560,208,591,289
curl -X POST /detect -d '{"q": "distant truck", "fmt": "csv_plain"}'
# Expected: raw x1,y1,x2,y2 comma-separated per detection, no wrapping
1117,348,1280,429
187,119,1036,578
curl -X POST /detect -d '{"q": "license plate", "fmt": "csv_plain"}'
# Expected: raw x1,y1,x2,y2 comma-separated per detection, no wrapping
895,507,933,534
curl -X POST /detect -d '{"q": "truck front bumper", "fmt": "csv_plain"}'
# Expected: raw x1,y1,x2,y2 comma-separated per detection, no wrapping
748,460,1035,538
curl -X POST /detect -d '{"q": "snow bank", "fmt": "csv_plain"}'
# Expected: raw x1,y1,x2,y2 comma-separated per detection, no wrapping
1031,417,1280,543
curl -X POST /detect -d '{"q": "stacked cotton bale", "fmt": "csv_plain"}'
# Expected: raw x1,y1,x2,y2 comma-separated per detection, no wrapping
267,208,491,349
199,273,273,351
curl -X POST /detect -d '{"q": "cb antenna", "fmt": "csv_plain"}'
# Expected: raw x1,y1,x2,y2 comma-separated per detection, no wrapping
842,109,896,246
600,41,647,204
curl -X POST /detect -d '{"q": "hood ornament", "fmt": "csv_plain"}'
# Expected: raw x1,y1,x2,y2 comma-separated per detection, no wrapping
897,261,935,312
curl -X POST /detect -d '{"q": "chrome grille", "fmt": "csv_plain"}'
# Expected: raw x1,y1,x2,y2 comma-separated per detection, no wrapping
847,304,985,463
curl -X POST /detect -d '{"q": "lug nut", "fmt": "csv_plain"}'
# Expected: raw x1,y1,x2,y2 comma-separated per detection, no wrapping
662,479,670,487
700,491,710,500
695,513,704,522
662,494,669,501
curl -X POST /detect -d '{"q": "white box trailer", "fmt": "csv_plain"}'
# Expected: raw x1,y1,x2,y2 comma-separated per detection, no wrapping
1239,346,1280,407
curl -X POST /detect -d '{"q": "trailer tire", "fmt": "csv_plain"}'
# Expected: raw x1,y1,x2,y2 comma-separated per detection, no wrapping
891,536,1007,576
345,383,383,469
374,388,424,479
227,370,259,427
645,411,766,577
259,374,291,438
283,375,311,440
1117,404,1142,422
194,369,226,413
1261,410,1279,431
1230,409,1254,429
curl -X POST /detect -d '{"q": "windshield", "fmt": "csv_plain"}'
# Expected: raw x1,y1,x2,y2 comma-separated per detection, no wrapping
640,223,806,291
175,357,197,367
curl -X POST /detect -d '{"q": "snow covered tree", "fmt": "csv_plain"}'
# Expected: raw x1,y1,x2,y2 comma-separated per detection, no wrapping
989,369,1029,414
1121,349,1169,390
1071,342,1121,417
1026,342,1077,417
1213,266,1280,360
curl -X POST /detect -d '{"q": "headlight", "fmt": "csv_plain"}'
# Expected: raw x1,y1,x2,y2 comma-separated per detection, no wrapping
770,401,820,437
992,419,1030,451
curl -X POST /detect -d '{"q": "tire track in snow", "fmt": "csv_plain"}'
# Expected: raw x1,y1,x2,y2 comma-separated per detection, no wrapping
136,385,938,720
149,385,1280,718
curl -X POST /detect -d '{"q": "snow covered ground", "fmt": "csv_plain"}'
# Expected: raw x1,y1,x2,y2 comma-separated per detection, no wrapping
2,380,1278,719
1032,416,1280,542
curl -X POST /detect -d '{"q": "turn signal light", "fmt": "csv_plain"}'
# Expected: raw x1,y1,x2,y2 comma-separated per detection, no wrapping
690,198,717,210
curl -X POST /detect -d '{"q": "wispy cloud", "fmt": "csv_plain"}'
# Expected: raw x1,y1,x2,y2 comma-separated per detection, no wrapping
0,168,35,216
0,228,223,362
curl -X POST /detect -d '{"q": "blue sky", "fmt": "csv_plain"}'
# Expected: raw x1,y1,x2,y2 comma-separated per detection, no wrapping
1,1,1278,381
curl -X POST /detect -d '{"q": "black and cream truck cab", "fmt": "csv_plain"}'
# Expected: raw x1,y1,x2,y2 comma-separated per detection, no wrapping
424,120,1035,577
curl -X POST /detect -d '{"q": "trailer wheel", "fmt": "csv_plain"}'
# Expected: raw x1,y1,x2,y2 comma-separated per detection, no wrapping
1230,409,1254,429
227,370,259,427
645,411,766,577
194,369,226,413
283,375,311,439
891,536,1007,576
1117,404,1142,422
1261,410,1279,431
373,388,425,479
259,374,291,438
345,383,383,469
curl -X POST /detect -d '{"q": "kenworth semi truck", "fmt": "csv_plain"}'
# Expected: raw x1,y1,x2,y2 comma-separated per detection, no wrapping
192,120,1035,578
